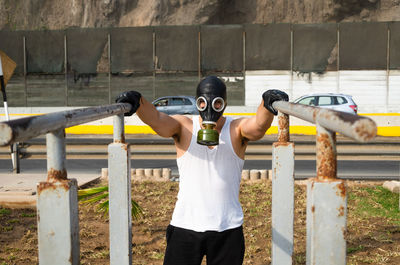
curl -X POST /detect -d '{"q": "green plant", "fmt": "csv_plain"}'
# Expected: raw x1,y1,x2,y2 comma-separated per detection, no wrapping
350,186,400,225
0,208,11,216
78,186,143,219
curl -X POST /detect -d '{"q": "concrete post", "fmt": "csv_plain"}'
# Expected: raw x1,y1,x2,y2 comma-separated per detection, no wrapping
37,128,80,265
108,142,132,265
271,112,294,265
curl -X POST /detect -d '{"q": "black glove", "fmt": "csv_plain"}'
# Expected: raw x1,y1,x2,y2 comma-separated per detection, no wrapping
262,90,289,115
115,91,142,116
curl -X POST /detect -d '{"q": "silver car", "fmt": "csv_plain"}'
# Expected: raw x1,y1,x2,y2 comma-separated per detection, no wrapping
293,93,358,114
152,96,198,115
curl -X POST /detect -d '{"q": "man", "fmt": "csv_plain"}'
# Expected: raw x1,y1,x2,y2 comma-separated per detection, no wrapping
116,76,288,265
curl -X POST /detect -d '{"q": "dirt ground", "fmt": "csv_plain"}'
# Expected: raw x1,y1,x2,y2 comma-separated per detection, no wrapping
0,180,399,265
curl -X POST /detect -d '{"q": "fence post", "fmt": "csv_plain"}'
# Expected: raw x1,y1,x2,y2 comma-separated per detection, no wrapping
271,112,294,265
37,128,80,265
109,114,132,265
306,124,347,265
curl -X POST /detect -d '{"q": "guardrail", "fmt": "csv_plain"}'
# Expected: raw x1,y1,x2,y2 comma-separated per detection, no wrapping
270,101,377,264
0,103,132,265
0,101,378,264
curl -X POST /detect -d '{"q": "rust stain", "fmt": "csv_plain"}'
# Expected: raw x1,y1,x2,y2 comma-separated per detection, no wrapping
278,114,289,142
273,142,291,147
338,205,345,216
316,131,337,180
37,181,70,195
336,182,346,198
342,227,347,238
114,134,126,144
47,168,67,182
311,205,315,213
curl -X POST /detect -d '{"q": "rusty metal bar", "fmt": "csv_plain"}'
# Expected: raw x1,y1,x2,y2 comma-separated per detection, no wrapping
272,101,377,142
113,114,125,143
278,112,290,142
46,128,67,182
316,124,337,180
0,103,132,146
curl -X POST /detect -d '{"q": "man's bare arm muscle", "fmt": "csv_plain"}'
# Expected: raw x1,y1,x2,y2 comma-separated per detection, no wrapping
135,97,183,138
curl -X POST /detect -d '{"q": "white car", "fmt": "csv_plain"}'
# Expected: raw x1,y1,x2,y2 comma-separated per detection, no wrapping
152,96,198,115
293,93,358,114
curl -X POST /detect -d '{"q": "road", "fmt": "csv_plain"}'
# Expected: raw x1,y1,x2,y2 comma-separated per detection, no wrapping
0,158,398,180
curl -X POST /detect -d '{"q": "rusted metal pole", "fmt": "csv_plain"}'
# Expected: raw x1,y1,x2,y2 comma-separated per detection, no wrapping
37,128,80,265
0,103,132,146
272,101,377,142
113,114,125,143
109,114,132,265
316,124,337,180
46,128,67,181
278,112,290,143
271,111,294,265
306,124,347,265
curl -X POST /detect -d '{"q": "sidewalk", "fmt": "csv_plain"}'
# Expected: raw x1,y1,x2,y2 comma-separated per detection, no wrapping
0,173,100,209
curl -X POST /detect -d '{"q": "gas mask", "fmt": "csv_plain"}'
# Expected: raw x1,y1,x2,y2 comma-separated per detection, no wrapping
195,76,227,146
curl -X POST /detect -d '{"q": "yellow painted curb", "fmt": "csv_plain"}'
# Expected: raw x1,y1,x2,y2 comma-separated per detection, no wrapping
65,125,399,136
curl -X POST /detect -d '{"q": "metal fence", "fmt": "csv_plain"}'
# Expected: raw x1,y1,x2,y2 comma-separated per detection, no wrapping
0,101,377,264
271,101,376,264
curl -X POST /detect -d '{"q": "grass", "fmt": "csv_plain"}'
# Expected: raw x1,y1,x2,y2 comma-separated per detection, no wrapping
348,186,400,225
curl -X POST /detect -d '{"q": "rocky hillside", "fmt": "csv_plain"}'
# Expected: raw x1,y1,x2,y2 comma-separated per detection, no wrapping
1,0,400,30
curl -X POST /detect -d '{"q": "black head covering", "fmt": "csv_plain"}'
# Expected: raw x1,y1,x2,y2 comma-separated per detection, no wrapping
196,76,227,123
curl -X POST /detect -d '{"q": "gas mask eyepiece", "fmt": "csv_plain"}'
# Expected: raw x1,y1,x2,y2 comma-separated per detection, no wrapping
195,76,227,146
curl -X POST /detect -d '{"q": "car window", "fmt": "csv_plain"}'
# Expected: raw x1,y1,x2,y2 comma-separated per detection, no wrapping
298,97,316,106
183,98,192,105
154,98,168,107
318,96,334,106
336,96,348,105
170,98,185,106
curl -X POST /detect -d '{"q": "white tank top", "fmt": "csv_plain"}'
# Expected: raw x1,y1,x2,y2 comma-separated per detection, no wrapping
170,116,245,232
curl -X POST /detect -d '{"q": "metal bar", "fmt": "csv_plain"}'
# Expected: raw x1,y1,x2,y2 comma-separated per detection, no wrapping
290,24,293,99
316,124,337,180
113,114,125,143
337,23,340,93
198,30,201,80
46,128,67,182
108,33,111,104
64,34,68,106
0,103,132,146
272,101,377,142
23,35,27,106
278,112,289,142
386,24,390,112
108,142,132,265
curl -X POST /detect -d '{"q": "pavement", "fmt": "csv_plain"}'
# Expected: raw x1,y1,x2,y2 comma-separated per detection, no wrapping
0,173,101,209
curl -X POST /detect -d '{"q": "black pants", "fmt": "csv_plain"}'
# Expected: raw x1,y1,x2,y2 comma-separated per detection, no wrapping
163,225,245,265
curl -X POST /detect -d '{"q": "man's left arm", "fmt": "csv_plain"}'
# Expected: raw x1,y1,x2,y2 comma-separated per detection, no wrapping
238,90,289,141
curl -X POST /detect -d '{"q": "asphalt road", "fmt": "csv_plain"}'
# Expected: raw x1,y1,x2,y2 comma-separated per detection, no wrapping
0,158,398,180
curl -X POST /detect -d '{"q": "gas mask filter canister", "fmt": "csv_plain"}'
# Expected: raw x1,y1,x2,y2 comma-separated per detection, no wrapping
195,76,227,146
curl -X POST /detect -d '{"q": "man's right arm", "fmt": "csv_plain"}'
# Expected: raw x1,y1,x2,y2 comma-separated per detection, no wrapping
116,91,182,138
